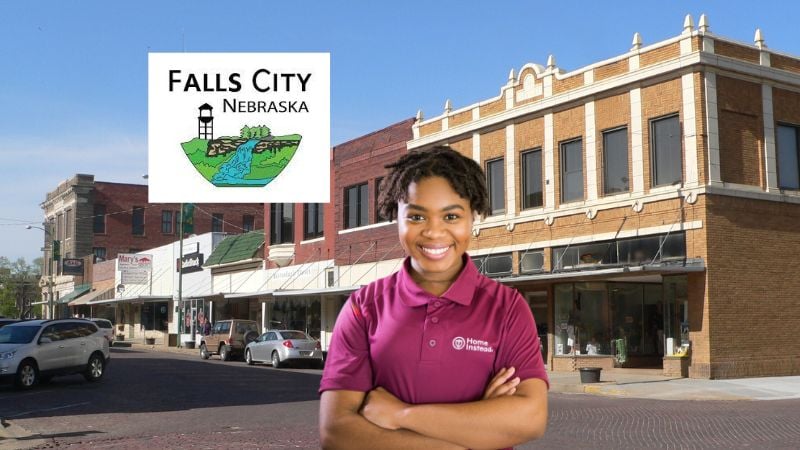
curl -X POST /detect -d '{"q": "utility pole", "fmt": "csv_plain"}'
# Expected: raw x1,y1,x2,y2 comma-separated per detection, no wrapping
177,203,184,348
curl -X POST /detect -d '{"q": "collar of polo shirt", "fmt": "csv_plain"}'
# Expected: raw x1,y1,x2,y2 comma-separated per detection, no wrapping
398,253,478,307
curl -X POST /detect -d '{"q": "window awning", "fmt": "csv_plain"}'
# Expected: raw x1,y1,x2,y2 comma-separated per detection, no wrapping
69,279,115,306
272,286,361,298
496,260,705,285
223,290,274,300
88,295,173,306
204,231,265,268
57,284,92,304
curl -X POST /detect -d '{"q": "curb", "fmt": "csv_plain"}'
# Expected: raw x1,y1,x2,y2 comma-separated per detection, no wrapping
0,420,46,450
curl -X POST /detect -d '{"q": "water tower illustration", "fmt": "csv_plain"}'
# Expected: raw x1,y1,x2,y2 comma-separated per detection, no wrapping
198,103,214,140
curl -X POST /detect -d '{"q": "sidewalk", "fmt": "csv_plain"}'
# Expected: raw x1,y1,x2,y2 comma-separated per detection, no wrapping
115,344,800,401
548,369,800,401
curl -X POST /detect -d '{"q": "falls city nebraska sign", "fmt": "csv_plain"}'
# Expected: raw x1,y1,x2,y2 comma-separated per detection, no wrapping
148,53,330,203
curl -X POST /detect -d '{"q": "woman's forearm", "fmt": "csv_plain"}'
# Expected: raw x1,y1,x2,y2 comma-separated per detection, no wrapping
396,379,548,450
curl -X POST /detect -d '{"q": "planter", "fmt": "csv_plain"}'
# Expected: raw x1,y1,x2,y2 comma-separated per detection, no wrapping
145,337,156,345
184,340,196,349
579,367,602,383
116,335,125,342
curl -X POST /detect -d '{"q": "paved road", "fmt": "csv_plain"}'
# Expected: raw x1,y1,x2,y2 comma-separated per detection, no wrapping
1,349,799,449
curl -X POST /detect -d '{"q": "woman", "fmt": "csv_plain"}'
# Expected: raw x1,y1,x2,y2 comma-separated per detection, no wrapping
319,146,548,449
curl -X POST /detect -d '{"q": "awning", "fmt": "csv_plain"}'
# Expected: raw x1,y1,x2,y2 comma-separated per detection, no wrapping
272,286,361,298
496,260,706,285
69,279,115,306
88,295,173,306
224,290,274,300
57,284,91,304
204,231,265,268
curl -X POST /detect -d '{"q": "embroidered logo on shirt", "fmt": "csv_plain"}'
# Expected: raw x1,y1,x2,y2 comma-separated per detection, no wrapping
452,336,494,353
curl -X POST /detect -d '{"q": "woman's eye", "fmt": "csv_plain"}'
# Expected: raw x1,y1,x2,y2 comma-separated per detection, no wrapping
444,213,460,221
407,214,425,222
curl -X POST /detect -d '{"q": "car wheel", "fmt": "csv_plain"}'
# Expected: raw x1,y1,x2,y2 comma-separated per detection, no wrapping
15,360,38,390
220,345,230,361
84,353,105,382
271,351,282,369
200,344,210,360
245,349,254,365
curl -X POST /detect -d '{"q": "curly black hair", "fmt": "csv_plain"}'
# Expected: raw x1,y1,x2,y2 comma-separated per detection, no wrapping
377,145,490,220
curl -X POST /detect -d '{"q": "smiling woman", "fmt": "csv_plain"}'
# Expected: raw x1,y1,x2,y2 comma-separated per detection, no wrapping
319,146,549,450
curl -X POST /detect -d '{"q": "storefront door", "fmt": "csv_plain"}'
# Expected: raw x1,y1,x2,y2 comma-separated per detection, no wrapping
524,290,549,362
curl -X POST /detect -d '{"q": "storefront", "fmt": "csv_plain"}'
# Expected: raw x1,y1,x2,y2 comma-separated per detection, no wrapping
88,295,173,344
503,265,700,374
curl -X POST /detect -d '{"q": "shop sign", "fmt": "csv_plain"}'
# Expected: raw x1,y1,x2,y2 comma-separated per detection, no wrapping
119,253,152,284
62,258,84,275
177,252,204,274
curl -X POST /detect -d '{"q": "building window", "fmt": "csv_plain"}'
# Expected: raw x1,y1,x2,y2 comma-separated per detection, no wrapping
603,127,629,195
344,183,368,228
777,124,800,190
521,149,543,209
242,214,255,232
487,158,505,215
650,115,682,187
57,214,64,241
161,210,173,234
375,177,389,222
270,203,294,244
93,204,106,234
212,213,224,232
132,206,145,236
303,203,324,239
560,138,584,203
65,209,73,239
93,247,107,262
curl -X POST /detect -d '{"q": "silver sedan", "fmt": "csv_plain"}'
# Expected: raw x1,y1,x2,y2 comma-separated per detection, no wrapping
245,330,323,368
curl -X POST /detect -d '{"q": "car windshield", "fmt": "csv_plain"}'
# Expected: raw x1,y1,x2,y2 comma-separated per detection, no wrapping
280,331,308,340
0,326,39,344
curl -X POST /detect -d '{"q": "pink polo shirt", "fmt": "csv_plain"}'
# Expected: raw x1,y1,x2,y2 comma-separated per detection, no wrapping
320,254,549,405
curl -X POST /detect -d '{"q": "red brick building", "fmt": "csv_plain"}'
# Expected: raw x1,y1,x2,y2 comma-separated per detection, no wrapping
38,174,263,317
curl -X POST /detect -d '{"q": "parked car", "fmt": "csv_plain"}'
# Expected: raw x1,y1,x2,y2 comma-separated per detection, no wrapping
199,319,260,361
245,330,323,368
0,318,21,328
0,318,110,389
87,318,114,346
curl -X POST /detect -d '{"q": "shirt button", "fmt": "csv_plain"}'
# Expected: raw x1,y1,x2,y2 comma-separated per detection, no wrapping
429,339,437,347
431,317,439,324
434,301,442,308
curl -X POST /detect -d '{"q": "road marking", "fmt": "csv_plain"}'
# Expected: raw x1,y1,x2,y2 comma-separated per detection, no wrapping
7,401,90,418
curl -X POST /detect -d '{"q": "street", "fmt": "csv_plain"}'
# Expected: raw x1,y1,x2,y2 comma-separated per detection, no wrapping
1,349,799,449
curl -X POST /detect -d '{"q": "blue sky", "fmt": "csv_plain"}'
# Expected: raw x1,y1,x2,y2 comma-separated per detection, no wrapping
1,0,799,263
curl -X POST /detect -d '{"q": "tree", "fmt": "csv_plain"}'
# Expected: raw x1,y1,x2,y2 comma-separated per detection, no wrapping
0,257,41,318
240,125,251,139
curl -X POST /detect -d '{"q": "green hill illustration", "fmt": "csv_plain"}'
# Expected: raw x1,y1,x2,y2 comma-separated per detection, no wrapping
181,124,302,187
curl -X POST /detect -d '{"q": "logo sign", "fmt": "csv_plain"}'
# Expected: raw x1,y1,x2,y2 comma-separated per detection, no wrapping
62,258,84,276
148,53,330,203
177,252,204,274
118,253,153,285
452,336,494,353
452,337,466,350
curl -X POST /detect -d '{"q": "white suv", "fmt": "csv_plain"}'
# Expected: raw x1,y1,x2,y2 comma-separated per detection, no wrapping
0,319,110,389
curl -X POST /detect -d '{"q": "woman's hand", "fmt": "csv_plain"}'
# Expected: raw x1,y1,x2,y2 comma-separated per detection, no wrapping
483,367,521,400
360,387,409,430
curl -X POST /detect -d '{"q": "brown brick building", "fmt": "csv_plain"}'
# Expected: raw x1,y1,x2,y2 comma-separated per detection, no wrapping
37,174,263,318
406,16,800,379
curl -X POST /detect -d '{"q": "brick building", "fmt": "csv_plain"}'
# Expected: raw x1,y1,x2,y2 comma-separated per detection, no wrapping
195,119,414,351
406,15,800,379
37,174,263,318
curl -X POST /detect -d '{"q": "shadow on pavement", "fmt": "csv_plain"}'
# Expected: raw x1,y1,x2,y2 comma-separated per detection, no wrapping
0,349,323,419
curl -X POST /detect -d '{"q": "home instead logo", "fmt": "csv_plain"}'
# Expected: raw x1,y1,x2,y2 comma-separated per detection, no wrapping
148,53,330,203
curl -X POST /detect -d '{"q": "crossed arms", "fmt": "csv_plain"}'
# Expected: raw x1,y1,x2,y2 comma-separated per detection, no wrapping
319,368,548,450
